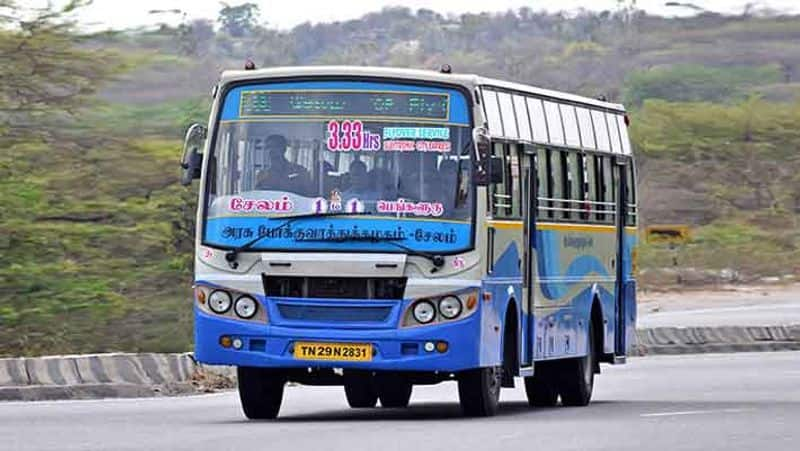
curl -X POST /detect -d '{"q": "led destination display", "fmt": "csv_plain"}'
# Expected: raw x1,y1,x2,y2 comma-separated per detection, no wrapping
240,91,449,120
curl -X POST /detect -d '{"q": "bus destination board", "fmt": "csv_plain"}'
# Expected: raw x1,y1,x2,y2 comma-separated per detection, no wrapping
240,91,449,120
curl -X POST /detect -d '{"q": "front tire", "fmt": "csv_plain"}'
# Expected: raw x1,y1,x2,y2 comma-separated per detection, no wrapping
558,322,596,406
376,374,413,408
344,371,378,408
458,366,502,417
237,367,285,419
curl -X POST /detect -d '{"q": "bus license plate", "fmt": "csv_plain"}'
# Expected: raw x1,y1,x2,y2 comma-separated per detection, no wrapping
294,342,372,362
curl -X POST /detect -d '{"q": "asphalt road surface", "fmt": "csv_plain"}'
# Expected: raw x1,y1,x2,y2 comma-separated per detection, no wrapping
2,352,798,451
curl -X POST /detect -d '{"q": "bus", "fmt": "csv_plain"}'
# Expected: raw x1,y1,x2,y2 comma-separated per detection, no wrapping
180,65,638,419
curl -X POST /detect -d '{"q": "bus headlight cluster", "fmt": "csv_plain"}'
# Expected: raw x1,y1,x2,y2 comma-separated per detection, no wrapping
407,291,477,326
203,288,261,321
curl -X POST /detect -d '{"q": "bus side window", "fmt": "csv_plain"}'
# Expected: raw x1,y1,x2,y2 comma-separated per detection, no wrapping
509,145,522,218
594,155,606,222
570,152,587,221
560,150,571,220
550,149,565,221
544,148,556,219
490,142,512,218
602,156,614,224
536,147,549,219
626,163,637,226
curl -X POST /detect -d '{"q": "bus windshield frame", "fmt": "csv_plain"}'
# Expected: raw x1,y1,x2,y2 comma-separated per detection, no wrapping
200,78,476,255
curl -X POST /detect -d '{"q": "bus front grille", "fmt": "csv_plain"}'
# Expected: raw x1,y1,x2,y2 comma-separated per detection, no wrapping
262,275,406,300
276,304,393,323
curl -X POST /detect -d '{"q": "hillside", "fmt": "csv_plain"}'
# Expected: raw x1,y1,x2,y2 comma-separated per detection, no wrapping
2,5,800,355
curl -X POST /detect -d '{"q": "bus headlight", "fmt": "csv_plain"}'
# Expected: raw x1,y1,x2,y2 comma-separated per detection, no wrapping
412,300,436,324
438,296,462,319
208,290,232,314
234,296,258,319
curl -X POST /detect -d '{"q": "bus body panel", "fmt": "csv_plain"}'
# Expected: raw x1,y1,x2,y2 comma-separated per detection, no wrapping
190,67,637,381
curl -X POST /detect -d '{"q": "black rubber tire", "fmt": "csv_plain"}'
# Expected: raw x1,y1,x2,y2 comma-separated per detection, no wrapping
558,322,596,407
237,366,285,420
458,366,502,417
523,363,559,407
343,371,378,408
376,374,413,408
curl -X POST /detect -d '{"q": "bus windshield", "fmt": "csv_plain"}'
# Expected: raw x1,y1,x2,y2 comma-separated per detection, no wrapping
203,80,474,254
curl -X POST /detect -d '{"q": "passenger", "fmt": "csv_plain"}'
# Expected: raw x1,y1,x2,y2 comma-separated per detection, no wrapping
438,159,459,210
342,160,377,200
397,156,422,200
370,167,397,199
255,135,311,195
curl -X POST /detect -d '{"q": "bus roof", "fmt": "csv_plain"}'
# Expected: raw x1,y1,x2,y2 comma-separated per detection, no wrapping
218,66,626,113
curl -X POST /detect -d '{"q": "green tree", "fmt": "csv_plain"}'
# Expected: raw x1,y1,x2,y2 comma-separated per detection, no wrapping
218,2,260,38
0,0,123,143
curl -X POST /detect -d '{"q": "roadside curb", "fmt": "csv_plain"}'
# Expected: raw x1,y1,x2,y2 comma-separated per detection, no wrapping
0,353,235,402
632,324,800,356
2,325,799,401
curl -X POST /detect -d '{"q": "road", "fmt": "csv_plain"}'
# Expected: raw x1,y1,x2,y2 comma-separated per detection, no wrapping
2,352,799,451
639,284,800,327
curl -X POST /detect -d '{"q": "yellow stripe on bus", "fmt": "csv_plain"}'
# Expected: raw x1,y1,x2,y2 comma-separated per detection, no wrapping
487,220,637,234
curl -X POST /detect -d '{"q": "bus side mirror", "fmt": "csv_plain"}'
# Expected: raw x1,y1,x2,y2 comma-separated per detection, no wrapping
473,127,505,186
180,123,207,186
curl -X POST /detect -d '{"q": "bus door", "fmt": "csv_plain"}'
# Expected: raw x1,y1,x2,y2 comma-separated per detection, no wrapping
613,157,629,357
521,145,537,366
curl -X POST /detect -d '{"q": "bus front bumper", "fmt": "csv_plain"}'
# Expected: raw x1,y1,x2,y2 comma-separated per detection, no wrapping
193,308,482,372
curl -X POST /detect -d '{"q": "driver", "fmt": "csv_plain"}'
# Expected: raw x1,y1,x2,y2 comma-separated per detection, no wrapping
255,134,311,195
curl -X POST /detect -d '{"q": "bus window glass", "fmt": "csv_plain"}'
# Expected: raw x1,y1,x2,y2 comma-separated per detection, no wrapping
205,81,474,254
607,113,622,154
483,89,503,135
513,95,532,141
544,101,564,145
550,149,563,219
626,164,637,226
602,156,614,223
527,98,548,143
559,151,571,219
592,110,611,151
617,115,632,155
490,142,512,218
497,92,518,139
536,147,548,217
509,146,521,218
568,152,584,215
585,154,598,222
561,104,581,148
576,107,595,149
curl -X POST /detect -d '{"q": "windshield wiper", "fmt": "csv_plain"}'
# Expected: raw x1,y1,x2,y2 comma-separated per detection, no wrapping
223,211,368,268
294,235,446,272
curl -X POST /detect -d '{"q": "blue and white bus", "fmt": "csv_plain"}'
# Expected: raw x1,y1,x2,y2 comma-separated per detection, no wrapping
180,66,637,418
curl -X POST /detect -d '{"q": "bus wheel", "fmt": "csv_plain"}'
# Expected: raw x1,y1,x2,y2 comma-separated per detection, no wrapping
237,366,285,419
523,364,559,407
457,366,501,417
343,371,378,408
558,322,596,407
376,374,413,408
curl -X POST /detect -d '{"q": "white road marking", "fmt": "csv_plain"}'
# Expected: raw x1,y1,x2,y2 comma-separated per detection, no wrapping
641,408,753,418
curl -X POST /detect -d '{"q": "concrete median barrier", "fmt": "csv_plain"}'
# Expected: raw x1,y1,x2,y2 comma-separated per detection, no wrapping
1,325,798,401
632,324,800,355
0,353,235,402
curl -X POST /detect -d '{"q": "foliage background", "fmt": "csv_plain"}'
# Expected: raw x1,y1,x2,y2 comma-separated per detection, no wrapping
2,2,800,355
